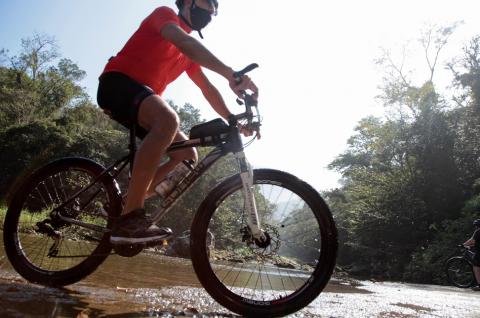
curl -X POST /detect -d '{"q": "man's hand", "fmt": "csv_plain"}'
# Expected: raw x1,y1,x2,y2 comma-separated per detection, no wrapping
238,122,254,137
238,122,261,139
229,74,259,99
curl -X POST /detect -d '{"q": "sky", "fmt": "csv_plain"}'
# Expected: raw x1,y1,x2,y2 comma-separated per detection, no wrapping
1,0,480,192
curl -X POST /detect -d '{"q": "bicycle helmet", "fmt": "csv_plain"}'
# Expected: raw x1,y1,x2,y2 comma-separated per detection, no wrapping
176,0,218,10
474,219,480,227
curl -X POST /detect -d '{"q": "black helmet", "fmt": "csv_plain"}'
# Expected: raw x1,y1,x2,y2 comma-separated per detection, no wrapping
474,219,480,227
176,0,218,10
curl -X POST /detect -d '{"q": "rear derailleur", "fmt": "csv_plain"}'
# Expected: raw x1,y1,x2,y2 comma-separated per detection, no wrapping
36,220,62,257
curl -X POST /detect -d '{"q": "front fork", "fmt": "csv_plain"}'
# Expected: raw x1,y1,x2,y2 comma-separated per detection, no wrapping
234,151,266,242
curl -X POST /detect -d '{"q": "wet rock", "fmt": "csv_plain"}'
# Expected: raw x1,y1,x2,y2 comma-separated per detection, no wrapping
275,262,296,269
183,307,199,315
6,286,19,292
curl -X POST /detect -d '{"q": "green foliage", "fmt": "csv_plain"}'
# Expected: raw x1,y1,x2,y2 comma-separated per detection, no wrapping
169,100,205,132
0,120,72,196
329,27,480,283
405,193,480,284
0,34,222,216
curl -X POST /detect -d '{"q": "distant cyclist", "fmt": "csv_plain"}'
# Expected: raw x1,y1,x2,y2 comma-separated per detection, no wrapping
463,219,480,291
97,0,258,245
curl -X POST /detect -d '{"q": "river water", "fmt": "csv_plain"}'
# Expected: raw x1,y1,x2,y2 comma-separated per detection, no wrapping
1,244,479,317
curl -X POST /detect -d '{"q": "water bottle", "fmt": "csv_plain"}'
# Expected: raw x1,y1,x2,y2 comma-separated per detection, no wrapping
155,160,194,198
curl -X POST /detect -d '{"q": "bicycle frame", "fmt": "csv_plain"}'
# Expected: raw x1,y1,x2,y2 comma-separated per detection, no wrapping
464,248,476,265
54,120,264,240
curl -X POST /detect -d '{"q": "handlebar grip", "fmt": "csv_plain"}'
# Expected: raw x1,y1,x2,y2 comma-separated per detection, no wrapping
233,63,259,83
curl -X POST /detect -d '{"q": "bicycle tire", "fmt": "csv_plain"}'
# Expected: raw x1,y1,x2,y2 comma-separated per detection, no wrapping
190,169,338,317
445,256,475,288
3,157,122,286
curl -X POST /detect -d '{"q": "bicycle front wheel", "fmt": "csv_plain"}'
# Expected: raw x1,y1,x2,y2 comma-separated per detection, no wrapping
3,157,122,286
445,256,475,288
190,169,337,317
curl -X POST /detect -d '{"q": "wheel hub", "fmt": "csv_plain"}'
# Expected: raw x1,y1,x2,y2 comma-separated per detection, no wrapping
254,231,271,248
241,224,281,259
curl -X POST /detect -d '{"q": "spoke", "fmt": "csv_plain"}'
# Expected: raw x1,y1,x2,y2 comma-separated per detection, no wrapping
57,172,68,201
277,191,294,222
12,166,112,276
209,181,325,303
35,187,49,208
253,262,262,296
41,181,55,206
280,239,320,252
48,176,62,204
28,192,46,207
221,260,246,287
266,184,274,204
35,237,50,269
241,263,257,297
264,264,275,295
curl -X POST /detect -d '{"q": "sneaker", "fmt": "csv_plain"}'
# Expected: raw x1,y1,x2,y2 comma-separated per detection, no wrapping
110,209,172,245
472,285,480,291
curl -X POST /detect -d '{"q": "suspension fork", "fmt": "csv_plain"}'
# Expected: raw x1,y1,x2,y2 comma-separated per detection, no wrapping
234,151,265,241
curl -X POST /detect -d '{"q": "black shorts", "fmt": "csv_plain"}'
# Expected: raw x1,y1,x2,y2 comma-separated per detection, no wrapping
97,72,154,139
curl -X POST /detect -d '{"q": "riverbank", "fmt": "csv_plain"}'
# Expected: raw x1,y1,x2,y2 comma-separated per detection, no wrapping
1,250,480,318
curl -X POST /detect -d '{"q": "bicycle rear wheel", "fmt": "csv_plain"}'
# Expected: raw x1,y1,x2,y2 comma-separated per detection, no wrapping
3,157,122,286
190,169,337,317
445,256,475,288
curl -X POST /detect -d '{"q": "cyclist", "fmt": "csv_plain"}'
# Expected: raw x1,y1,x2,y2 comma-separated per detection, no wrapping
463,219,480,291
97,0,258,245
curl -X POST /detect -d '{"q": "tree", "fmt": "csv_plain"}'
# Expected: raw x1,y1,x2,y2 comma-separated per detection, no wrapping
0,35,88,130
10,33,59,82
328,24,471,281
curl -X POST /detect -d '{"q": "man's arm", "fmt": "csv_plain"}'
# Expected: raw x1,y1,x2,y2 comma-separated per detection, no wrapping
161,23,258,97
189,69,255,137
162,24,233,80
188,69,231,120
464,238,475,247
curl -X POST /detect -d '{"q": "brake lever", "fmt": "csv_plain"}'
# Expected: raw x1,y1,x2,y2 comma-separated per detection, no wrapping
233,63,259,104
233,63,259,82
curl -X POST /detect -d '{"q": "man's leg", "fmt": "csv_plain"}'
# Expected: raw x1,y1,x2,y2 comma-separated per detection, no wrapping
474,266,480,286
145,131,198,198
123,95,179,215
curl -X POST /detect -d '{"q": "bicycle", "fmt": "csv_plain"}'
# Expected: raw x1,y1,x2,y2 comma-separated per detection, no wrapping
3,64,338,317
445,245,476,288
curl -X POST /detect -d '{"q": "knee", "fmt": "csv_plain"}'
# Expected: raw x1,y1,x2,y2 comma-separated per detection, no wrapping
150,110,179,138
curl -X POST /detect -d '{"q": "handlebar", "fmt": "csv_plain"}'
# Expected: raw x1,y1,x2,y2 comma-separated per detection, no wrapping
230,63,261,136
233,63,259,83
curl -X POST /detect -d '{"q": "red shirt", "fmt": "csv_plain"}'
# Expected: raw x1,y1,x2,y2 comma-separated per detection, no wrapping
103,6,201,95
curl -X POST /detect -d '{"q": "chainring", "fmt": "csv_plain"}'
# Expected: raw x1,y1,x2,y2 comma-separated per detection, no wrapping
113,244,144,257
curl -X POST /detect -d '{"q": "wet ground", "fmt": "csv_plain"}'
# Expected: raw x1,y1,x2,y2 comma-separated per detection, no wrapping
1,249,479,318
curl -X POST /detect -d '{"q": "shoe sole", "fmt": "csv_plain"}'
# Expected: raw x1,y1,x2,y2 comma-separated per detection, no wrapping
110,233,172,245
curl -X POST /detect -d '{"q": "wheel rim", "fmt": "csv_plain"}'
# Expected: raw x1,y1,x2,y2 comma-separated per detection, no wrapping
12,166,111,273
205,180,325,303
447,258,474,287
